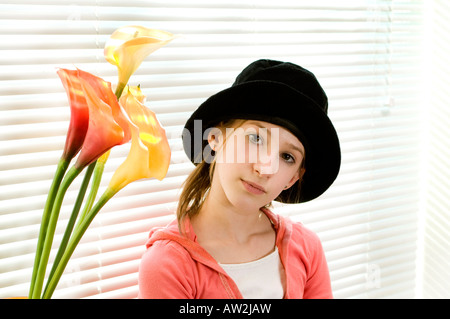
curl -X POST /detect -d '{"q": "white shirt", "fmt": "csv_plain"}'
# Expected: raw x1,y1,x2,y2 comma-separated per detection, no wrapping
219,247,285,299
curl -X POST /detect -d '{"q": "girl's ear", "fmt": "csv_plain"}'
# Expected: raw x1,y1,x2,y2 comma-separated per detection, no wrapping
207,127,223,151
285,174,300,190
285,168,305,189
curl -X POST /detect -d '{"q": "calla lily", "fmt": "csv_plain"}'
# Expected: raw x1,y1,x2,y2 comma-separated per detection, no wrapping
57,69,89,161
30,69,90,298
126,85,146,103
74,69,132,169
42,88,171,299
108,86,171,192
56,68,132,168
31,25,175,299
30,70,135,299
104,26,175,95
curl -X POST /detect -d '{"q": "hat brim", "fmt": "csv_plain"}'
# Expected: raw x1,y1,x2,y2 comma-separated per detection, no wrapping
183,80,341,203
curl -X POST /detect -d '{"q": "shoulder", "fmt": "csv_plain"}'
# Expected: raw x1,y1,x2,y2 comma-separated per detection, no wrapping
279,214,325,257
143,237,190,262
141,228,196,272
275,213,333,298
264,208,322,250
291,219,322,244
139,233,197,298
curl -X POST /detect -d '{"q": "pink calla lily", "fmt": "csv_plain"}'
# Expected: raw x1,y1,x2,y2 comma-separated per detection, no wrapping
57,68,132,168
31,25,174,299
74,69,132,169
57,69,89,161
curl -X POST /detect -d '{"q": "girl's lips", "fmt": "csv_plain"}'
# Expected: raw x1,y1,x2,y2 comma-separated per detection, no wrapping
241,180,266,195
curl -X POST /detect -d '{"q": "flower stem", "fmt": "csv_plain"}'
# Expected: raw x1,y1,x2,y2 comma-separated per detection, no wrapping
77,158,107,225
115,82,126,99
29,157,69,299
31,165,83,299
43,161,96,295
42,187,119,299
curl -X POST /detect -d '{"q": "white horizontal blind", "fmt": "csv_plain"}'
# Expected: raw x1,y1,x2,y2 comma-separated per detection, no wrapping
0,0,424,299
421,0,450,299
274,1,424,298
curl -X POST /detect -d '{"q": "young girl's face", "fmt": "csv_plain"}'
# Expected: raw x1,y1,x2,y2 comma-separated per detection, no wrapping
208,120,305,212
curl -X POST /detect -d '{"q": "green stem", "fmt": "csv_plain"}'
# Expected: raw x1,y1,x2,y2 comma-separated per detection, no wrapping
42,187,119,299
31,165,83,299
33,77,126,299
77,159,106,225
29,158,69,299
115,82,126,99
43,162,96,295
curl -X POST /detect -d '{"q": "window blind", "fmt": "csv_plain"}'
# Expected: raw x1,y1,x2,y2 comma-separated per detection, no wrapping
0,0,425,299
421,0,450,299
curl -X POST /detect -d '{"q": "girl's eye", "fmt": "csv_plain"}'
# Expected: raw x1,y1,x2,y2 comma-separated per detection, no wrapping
281,152,295,163
248,134,263,145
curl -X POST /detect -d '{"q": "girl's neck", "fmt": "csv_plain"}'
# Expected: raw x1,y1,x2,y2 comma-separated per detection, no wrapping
191,195,276,264
193,194,271,244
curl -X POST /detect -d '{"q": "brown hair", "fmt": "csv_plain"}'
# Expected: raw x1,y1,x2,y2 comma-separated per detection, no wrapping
176,119,305,232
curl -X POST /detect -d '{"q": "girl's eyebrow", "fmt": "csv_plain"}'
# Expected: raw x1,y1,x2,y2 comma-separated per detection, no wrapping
245,121,305,156
286,142,305,157
246,121,268,130
244,122,272,136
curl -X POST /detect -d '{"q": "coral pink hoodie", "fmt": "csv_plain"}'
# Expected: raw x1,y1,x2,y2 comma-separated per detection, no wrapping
138,208,332,299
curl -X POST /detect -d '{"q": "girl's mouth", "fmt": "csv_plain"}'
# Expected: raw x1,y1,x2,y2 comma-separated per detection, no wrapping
241,180,266,195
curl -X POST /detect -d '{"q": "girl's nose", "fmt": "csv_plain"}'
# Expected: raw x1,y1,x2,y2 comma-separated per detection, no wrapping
253,152,279,176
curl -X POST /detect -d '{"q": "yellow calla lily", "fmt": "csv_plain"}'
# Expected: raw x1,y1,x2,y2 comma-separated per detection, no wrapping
31,25,174,299
126,85,146,103
104,26,175,95
107,87,171,192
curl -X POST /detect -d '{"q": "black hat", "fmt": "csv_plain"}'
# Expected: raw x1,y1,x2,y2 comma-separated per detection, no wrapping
183,59,341,203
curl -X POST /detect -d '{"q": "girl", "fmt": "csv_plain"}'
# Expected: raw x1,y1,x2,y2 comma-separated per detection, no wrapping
138,59,341,299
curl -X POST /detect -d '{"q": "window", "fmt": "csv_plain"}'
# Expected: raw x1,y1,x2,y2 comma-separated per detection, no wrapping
420,0,450,299
1,0,446,299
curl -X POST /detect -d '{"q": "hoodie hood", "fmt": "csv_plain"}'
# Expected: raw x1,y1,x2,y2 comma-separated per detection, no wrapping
140,208,332,299
145,208,289,275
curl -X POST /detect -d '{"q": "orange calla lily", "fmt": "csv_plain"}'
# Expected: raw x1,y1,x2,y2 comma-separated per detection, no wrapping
107,87,171,192
74,69,132,169
31,25,174,299
41,88,171,299
57,69,89,161
104,26,175,94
